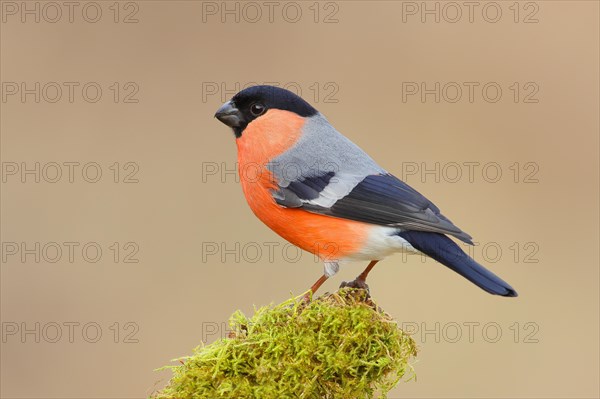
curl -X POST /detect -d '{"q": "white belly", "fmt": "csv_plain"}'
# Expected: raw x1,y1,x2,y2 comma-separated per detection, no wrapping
341,225,420,262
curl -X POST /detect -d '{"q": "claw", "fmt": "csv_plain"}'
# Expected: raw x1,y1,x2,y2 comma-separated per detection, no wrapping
340,279,370,294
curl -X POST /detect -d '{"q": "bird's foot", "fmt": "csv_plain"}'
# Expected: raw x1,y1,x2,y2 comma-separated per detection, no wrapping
301,291,313,303
340,278,370,295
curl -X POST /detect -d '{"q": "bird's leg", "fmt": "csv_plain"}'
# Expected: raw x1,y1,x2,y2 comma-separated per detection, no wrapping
303,274,329,301
340,260,379,292
310,274,329,293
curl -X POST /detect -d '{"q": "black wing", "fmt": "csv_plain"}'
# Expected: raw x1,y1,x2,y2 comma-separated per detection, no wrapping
274,173,473,244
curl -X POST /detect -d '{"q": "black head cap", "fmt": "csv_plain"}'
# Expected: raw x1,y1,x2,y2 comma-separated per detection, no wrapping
214,85,318,137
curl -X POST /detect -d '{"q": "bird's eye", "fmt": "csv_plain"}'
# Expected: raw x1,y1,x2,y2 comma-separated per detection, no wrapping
250,103,265,117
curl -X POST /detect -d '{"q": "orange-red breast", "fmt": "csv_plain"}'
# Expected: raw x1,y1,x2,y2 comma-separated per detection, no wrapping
215,85,517,297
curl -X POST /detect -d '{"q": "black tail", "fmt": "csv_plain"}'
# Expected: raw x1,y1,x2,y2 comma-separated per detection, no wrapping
398,231,518,297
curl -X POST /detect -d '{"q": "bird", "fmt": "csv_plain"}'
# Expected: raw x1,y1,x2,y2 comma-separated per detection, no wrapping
214,85,517,297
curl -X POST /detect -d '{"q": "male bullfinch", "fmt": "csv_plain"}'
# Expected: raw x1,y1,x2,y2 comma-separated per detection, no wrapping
214,85,517,297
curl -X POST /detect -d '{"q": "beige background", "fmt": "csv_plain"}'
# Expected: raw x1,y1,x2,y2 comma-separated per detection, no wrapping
1,1,598,398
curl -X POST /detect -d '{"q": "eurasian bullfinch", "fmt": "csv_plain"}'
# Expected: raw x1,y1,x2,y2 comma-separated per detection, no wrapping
214,85,517,297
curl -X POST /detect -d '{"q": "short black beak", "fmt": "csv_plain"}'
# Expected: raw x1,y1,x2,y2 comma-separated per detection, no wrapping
214,101,242,128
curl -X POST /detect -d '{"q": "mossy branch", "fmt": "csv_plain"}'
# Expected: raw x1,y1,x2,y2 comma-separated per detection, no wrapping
152,288,417,399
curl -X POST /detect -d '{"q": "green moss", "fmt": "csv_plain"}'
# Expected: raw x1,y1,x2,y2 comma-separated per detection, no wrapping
154,288,417,399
